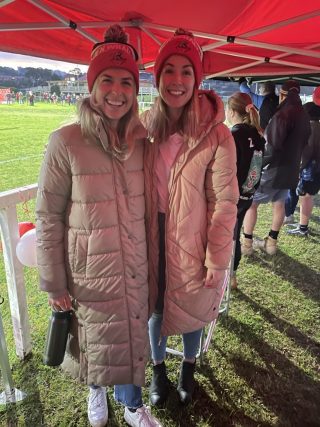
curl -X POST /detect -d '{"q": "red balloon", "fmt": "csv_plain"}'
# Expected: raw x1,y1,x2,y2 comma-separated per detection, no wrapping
18,222,35,237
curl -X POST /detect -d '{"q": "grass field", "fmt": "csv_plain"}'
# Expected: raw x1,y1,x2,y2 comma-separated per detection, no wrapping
0,103,319,427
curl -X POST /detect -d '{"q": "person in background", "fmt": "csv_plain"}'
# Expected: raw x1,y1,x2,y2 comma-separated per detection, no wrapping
242,79,311,256
239,78,279,130
285,86,320,236
142,29,239,406
226,92,265,289
29,91,34,106
36,25,162,427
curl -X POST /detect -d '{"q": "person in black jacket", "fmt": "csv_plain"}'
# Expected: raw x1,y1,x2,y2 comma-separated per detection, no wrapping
242,79,311,255
226,92,265,288
285,86,320,236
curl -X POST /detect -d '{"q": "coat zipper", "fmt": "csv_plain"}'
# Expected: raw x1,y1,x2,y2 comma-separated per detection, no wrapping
110,156,134,382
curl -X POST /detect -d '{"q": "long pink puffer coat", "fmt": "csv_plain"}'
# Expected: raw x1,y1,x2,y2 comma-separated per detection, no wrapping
143,90,239,337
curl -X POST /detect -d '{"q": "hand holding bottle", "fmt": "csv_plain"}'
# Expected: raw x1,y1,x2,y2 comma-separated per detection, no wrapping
48,292,72,311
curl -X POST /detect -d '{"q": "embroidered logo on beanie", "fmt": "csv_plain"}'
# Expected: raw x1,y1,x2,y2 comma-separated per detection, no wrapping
176,40,192,53
87,26,139,93
111,51,127,65
154,30,203,88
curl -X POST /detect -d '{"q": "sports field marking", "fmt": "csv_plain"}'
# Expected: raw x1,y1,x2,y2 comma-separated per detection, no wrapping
0,154,42,164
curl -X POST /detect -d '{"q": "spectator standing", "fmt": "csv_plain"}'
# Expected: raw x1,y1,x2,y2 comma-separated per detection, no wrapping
18,91,23,104
239,78,279,129
226,92,265,289
29,91,34,106
242,79,311,255
285,86,320,236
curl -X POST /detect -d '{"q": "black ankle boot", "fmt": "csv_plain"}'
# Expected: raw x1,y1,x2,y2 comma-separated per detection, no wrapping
177,360,196,405
149,362,170,406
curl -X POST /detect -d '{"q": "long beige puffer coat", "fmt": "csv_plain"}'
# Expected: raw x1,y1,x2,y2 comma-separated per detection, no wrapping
36,121,149,386
143,90,239,337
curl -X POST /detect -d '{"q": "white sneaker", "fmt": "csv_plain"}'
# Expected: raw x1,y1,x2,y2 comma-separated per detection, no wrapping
87,387,108,427
283,215,295,225
124,405,162,427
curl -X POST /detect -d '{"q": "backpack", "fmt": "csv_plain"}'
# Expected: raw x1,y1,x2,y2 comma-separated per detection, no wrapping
241,149,263,194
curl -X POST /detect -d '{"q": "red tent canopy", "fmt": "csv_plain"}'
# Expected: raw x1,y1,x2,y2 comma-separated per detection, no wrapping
1,0,320,85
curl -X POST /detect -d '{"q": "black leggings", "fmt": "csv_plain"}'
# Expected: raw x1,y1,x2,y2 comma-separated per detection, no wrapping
234,199,253,272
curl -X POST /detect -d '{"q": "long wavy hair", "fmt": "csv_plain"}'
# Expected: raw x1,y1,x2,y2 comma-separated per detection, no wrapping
143,91,200,144
227,92,263,136
76,91,139,161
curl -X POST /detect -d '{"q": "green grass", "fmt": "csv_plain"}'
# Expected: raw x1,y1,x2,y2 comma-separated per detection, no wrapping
0,103,319,426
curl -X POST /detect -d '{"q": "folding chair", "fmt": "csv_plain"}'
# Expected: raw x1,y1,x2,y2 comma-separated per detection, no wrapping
166,240,236,365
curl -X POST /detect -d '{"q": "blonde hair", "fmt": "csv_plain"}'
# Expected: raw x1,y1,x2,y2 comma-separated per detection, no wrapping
228,92,263,135
143,90,200,143
77,82,139,161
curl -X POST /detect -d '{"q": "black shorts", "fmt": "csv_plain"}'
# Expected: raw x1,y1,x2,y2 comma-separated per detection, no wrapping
297,174,320,196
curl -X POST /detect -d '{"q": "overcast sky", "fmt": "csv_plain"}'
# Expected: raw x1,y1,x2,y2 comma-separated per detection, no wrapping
0,51,88,73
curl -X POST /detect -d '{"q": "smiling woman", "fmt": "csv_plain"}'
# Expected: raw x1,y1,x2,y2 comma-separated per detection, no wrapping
141,28,239,408
91,69,136,129
35,24,162,427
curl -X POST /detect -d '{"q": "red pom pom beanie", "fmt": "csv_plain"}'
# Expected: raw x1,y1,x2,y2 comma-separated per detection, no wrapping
154,32,203,88
312,86,320,106
87,42,139,93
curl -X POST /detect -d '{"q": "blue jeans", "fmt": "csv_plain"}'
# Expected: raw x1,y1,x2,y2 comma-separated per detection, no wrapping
149,312,202,361
114,384,143,409
91,385,142,409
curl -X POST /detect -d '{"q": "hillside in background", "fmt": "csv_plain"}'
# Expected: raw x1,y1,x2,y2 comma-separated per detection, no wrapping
0,66,316,98
0,66,75,89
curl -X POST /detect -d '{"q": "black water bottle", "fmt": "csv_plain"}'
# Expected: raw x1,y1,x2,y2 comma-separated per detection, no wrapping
43,310,72,366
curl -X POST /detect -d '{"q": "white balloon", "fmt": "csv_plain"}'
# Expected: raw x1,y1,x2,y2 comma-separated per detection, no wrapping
16,228,37,268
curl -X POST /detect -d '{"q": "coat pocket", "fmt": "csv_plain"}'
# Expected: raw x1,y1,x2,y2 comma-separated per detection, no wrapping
73,233,89,275
194,232,205,261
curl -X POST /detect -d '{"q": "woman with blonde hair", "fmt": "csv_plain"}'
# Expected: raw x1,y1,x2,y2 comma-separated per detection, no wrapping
142,29,239,406
226,92,265,288
36,25,161,427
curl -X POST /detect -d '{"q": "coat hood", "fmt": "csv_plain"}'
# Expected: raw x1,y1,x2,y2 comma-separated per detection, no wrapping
193,90,226,145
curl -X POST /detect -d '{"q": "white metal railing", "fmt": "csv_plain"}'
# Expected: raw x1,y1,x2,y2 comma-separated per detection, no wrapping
0,183,38,358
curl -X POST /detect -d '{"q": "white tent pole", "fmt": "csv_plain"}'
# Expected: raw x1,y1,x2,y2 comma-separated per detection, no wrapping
208,48,320,72
0,22,68,31
136,32,143,67
0,0,15,8
144,22,320,60
0,20,138,32
207,61,263,79
202,38,320,59
142,61,154,69
140,26,163,46
208,42,320,78
242,10,320,38
203,10,320,58
26,0,99,43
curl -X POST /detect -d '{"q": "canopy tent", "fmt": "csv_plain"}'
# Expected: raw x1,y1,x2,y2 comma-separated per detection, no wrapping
1,0,320,86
